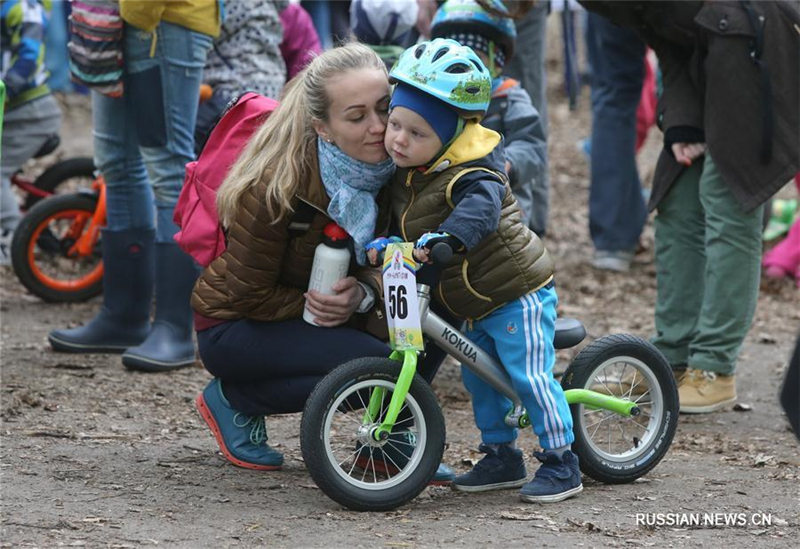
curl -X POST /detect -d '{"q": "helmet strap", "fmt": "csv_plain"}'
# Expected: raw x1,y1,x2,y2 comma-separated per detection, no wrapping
487,42,502,78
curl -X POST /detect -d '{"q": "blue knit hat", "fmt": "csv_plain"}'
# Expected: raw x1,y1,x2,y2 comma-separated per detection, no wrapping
390,83,461,146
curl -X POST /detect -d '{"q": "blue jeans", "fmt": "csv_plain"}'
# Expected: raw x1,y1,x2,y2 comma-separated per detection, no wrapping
461,286,574,451
585,12,647,252
92,22,212,243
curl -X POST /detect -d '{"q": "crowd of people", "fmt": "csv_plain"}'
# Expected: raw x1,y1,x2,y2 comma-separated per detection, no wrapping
2,0,798,505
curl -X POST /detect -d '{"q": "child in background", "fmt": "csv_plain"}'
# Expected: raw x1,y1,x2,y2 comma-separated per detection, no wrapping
430,0,548,235
376,38,582,503
349,0,419,71
1,0,62,265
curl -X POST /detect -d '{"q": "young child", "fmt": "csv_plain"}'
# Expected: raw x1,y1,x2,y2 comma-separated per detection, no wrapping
430,0,548,236
349,0,419,71
381,38,581,503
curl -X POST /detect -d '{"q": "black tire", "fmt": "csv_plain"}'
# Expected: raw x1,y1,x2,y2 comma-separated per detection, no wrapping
25,157,95,210
561,334,678,484
301,357,445,511
11,192,103,303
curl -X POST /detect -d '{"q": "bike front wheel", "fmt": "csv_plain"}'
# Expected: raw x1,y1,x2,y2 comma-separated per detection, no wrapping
301,357,445,511
561,334,678,484
11,192,103,303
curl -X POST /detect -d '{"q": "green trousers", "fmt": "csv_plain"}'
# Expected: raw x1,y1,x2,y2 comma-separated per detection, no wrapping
651,153,763,375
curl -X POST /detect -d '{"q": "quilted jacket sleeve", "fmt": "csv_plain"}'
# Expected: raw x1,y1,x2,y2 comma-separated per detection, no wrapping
213,184,306,321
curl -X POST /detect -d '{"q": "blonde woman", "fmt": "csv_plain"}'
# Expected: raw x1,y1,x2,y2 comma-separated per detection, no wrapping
192,44,458,483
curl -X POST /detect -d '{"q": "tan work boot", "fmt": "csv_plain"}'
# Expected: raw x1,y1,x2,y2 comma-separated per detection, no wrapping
591,368,649,397
678,368,736,413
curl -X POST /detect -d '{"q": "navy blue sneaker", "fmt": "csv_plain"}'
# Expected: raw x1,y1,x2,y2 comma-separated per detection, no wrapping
519,450,583,503
354,432,455,485
453,443,528,492
195,379,284,470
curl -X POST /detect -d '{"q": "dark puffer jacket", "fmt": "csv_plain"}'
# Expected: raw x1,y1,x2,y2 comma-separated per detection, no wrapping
192,147,385,328
579,0,799,212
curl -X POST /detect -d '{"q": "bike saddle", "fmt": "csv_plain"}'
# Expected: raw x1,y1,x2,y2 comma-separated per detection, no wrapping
554,317,586,349
33,134,60,158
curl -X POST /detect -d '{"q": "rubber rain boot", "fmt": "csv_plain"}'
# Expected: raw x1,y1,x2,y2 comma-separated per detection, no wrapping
122,242,198,372
48,228,154,353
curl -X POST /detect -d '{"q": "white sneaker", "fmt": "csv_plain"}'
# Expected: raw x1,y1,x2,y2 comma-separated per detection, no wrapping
0,229,13,267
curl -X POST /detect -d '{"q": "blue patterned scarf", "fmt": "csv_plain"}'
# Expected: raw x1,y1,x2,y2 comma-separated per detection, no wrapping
318,137,395,265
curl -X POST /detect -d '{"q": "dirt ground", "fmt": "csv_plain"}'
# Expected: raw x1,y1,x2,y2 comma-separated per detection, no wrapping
2,31,799,549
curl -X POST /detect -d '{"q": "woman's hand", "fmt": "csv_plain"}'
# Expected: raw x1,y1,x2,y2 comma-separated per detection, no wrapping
304,276,366,327
671,142,706,166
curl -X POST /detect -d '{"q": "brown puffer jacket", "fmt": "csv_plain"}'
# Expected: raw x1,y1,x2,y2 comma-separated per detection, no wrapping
191,150,386,332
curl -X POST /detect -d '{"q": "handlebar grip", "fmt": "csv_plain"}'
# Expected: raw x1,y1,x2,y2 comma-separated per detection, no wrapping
430,242,454,265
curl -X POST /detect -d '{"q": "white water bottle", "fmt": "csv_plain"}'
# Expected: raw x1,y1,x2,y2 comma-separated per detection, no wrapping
303,222,351,325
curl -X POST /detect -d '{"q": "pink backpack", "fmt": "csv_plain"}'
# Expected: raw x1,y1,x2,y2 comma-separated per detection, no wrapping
174,93,279,266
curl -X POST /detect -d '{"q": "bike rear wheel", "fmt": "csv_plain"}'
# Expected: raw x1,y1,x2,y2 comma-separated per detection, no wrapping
11,193,103,303
561,334,678,484
301,357,445,511
25,157,95,211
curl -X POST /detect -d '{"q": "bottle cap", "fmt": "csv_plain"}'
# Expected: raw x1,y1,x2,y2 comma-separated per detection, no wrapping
323,223,350,248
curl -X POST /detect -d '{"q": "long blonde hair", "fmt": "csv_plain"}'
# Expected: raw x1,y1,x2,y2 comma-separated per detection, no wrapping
216,42,388,227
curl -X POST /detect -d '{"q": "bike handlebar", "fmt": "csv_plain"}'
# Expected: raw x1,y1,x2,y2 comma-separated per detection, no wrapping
429,242,454,265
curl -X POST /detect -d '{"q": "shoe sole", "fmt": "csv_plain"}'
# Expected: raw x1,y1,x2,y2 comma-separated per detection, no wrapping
520,483,583,503
48,334,132,354
194,394,282,471
453,477,528,493
679,397,737,414
122,352,196,372
353,456,452,486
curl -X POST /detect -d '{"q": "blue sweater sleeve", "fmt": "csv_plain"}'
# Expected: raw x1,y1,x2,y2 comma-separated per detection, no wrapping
438,170,505,251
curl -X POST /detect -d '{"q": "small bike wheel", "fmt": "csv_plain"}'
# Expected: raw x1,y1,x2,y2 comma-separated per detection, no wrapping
25,157,96,210
561,334,678,484
301,357,445,511
11,193,103,303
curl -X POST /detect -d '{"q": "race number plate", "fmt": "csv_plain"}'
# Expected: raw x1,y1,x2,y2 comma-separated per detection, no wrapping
382,243,424,351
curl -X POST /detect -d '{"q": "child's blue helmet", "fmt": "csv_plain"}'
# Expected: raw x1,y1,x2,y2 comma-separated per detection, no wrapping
430,0,517,60
389,38,492,118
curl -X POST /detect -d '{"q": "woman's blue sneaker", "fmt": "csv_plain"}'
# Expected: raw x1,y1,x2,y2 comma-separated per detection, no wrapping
453,443,528,492
195,378,284,470
354,431,455,485
519,450,583,503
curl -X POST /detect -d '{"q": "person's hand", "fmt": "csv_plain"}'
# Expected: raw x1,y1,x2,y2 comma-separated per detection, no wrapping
304,277,365,327
365,236,403,266
671,142,706,166
505,160,512,175
414,231,455,265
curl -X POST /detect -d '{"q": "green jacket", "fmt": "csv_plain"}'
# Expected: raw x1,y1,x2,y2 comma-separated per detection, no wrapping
391,122,554,321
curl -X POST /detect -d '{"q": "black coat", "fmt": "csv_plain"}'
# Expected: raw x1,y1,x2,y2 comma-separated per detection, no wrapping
579,0,800,212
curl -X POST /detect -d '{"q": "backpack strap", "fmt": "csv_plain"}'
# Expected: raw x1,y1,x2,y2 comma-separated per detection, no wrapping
445,167,508,209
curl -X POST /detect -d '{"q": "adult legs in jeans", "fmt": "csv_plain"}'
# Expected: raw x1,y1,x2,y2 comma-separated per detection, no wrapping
117,23,211,370
652,154,763,376
585,13,647,270
49,23,212,367
505,2,549,235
